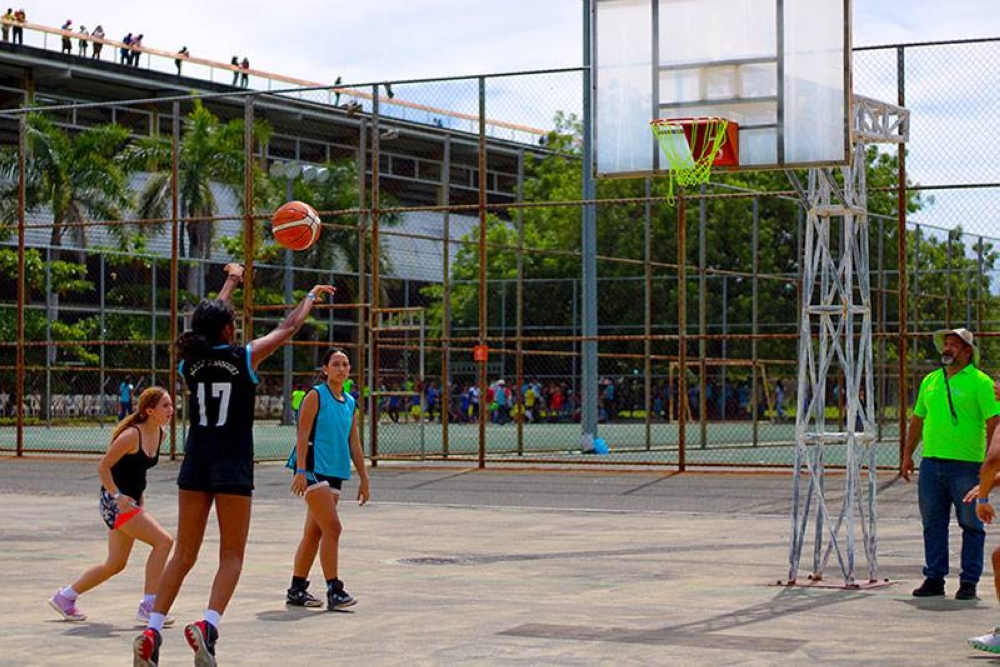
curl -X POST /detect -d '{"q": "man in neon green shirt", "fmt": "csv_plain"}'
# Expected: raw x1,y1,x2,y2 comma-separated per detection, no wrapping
901,328,999,601
290,386,307,425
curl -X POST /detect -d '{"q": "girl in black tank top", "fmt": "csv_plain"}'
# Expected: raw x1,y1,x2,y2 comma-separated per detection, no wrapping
48,387,178,626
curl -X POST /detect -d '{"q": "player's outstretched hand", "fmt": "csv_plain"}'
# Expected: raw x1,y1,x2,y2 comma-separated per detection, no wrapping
308,285,337,302
224,263,245,282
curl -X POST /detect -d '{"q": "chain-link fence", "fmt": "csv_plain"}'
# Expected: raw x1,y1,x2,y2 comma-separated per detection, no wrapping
2,39,999,468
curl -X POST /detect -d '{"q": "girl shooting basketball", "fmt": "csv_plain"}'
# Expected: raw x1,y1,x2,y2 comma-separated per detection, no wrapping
133,263,335,667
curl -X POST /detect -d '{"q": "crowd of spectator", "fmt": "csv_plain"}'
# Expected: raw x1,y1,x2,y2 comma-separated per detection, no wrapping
2,9,251,87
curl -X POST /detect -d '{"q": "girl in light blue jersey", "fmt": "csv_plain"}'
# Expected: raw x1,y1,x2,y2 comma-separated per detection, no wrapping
287,348,370,611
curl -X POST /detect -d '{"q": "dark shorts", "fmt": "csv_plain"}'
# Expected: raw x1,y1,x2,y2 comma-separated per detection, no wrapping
177,451,254,497
99,488,142,530
305,473,345,495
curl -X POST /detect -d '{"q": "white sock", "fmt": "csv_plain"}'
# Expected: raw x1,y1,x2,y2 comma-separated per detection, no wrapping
148,612,165,632
142,594,155,606
204,609,222,629
61,586,79,601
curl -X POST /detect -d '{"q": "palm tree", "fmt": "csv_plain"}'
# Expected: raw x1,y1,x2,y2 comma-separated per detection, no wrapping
124,100,271,295
0,114,135,261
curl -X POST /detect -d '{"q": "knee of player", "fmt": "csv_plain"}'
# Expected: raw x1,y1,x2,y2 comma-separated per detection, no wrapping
991,548,1000,567
218,547,247,569
322,516,343,538
107,556,130,575
153,533,174,553
173,544,201,571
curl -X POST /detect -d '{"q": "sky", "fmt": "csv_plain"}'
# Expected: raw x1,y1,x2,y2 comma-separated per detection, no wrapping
25,0,1000,87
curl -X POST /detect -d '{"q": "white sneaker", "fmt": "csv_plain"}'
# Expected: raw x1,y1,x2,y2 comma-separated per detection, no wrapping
135,601,175,627
968,628,1000,653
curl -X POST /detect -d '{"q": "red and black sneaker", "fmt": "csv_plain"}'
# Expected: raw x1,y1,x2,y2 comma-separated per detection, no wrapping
132,627,161,667
184,620,219,667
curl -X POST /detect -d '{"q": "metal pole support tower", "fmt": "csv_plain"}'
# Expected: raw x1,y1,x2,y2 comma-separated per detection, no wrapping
787,96,909,587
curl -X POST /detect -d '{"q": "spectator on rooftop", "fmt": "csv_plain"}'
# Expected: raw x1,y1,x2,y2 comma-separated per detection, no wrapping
120,33,132,65
130,34,143,67
78,25,89,56
60,20,72,54
2,9,13,43
90,25,104,59
12,8,25,46
175,46,189,75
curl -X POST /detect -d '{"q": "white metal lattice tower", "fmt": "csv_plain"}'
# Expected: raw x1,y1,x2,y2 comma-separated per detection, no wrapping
787,96,909,587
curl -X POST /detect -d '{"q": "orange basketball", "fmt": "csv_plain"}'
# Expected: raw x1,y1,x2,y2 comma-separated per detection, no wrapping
271,201,321,251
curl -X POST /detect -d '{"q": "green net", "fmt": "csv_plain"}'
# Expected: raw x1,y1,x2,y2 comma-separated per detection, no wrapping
650,117,730,202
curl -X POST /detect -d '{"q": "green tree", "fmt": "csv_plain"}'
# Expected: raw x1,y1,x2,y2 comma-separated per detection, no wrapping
123,100,272,295
428,113,948,382
0,114,135,260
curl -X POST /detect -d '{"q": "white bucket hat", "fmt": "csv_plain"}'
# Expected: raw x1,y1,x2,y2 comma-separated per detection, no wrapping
933,327,980,366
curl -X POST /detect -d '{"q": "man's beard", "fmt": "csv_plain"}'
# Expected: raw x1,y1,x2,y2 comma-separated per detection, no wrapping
941,354,956,366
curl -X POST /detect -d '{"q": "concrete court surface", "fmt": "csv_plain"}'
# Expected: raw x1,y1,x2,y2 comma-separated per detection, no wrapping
2,458,1000,666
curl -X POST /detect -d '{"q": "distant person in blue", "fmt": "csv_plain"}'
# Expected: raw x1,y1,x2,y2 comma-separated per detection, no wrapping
285,348,370,611
118,375,135,421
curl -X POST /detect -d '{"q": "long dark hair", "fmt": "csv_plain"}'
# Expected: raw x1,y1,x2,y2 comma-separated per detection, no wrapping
175,298,236,362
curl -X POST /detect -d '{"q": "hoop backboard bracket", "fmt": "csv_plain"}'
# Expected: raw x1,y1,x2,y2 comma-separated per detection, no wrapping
593,0,851,177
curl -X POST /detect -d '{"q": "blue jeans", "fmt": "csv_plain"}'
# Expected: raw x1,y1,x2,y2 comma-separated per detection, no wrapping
918,457,985,584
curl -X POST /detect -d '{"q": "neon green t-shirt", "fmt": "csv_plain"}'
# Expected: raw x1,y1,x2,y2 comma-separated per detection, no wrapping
290,389,306,411
913,364,1000,462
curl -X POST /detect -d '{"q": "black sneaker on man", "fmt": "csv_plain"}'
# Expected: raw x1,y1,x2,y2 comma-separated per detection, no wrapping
327,578,357,611
286,579,323,608
912,577,945,597
184,620,218,667
956,581,978,600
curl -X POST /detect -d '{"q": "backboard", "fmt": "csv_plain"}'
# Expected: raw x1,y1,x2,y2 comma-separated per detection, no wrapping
593,0,851,177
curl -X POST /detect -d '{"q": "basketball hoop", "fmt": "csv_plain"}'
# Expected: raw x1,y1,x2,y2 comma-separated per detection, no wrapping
650,117,738,202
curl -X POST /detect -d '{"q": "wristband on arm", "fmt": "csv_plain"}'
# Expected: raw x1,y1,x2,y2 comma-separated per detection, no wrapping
978,497,991,505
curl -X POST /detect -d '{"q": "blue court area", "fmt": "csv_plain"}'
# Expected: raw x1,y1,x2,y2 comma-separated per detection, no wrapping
1,419,904,468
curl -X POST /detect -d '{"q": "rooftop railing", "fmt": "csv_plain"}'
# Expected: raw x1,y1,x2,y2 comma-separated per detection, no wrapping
10,18,554,144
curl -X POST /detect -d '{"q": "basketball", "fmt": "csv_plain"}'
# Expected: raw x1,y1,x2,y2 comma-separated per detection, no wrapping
271,201,321,251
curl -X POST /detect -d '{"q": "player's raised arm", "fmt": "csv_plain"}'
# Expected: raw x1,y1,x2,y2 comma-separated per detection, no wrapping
249,284,336,370
217,263,244,304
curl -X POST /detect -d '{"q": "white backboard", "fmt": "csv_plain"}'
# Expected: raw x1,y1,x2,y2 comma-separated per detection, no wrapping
593,0,851,177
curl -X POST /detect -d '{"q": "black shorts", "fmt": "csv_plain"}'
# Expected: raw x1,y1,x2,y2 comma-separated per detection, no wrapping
177,451,254,497
304,473,344,495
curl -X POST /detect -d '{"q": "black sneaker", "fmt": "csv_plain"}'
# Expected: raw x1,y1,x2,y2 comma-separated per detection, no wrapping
133,627,161,667
286,580,323,608
957,581,979,600
184,620,218,667
912,578,946,597
327,579,357,611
